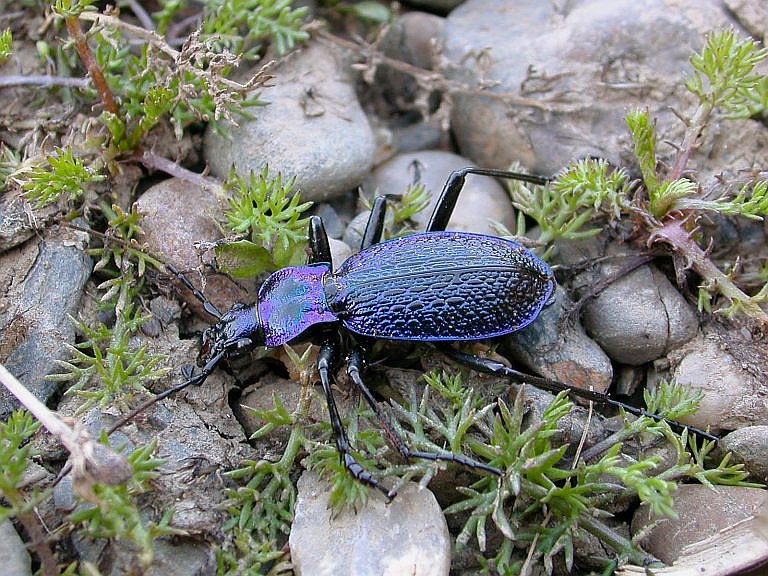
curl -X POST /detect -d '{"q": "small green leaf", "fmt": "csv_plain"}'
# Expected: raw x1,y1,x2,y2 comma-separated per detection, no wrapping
349,1,391,23
215,239,275,278
0,29,12,63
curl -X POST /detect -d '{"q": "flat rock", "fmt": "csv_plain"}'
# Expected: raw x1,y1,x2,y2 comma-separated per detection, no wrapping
0,226,91,418
290,472,451,576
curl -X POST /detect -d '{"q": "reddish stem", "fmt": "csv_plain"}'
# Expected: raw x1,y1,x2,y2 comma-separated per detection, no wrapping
64,15,120,115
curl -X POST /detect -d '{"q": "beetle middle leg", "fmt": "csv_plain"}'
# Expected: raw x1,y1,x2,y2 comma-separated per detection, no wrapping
317,340,394,499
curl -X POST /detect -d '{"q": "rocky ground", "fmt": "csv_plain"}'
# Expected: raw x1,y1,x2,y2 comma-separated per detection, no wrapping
1,0,768,575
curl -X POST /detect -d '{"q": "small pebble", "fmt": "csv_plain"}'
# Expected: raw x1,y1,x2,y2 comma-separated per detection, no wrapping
718,426,768,482
669,333,768,431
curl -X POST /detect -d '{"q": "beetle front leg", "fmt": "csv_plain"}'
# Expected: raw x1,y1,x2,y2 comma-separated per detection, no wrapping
360,196,388,250
308,216,332,266
317,342,392,500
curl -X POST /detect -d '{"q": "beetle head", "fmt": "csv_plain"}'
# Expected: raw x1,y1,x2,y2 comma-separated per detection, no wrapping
198,303,263,367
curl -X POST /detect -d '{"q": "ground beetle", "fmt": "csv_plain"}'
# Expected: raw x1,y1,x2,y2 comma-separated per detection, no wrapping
113,167,715,499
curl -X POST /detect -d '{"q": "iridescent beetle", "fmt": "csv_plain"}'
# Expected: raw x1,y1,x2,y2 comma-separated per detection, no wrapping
113,167,712,499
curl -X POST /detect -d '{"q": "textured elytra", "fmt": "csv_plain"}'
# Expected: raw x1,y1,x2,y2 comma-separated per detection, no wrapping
326,232,554,340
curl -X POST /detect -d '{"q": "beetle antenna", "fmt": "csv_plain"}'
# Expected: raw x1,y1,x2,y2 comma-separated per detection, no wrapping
107,349,227,435
59,221,223,319
164,263,222,319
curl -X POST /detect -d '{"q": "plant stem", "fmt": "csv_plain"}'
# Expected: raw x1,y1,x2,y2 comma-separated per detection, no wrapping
64,15,119,115
666,102,711,182
648,219,768,324
579,513,661,566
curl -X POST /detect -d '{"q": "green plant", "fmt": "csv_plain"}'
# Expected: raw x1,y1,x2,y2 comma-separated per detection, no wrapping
49,212,168,412
505,158,626,259
21,147,105,208
67,441,181,569
625,33,768,322
508,29,768,323
217,345,319,573
0,28,12,63
359,181,432,239
215,166,313,278
396,373,753,572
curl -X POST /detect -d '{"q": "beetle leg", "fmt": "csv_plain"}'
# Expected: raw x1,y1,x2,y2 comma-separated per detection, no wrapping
308,216,332,266
360,196,388,250
437,344,718,442
346,348,502,493
317,342,392,500
427,167,551,232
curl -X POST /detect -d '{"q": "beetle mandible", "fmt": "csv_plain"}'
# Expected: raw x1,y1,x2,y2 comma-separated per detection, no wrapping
113,166,714,499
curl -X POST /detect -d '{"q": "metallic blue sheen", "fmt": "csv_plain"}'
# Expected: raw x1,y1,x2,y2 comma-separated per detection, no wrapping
325,232,554,341
258,264,337,347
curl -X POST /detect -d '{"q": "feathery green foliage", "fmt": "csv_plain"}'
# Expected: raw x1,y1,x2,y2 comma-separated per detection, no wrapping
216,166,313,278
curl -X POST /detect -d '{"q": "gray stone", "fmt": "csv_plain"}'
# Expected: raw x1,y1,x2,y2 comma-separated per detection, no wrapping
290,472,451,576
205,41,376,203
505,286,613,395
0,226,92,418
668,332,768,431
366,150,516,236
134,177,255,318
0,520,31,576
343,210,373,250
329,237,353,271
719,426,768,483
440,0,733,175
580,264,698,365
631,484,768,565
555,235,698,365
375,11,445,112
0,192,39,253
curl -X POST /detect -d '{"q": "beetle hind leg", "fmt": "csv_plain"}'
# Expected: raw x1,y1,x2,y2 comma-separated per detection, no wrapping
346,348,502,494
427,167,551,232
437,344,718,443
